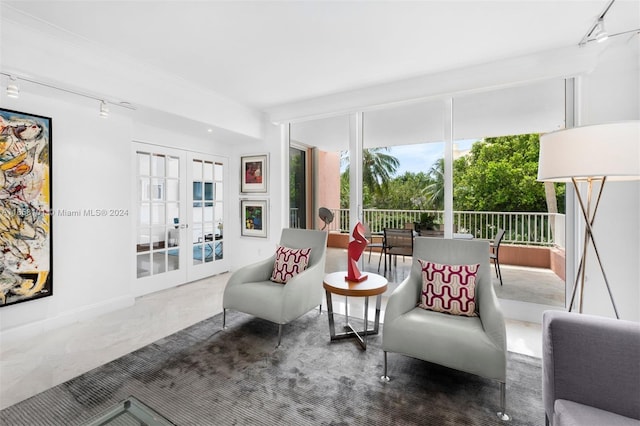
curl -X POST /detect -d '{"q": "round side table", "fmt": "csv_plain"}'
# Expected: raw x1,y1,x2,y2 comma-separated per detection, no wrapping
323,271,388,350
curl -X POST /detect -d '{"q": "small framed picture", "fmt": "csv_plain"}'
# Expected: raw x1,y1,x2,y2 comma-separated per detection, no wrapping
241,154,268,193
241,199,268,238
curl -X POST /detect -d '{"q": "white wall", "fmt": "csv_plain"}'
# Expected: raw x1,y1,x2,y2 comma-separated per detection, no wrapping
0,90,133,339
0,9,272,343
0,88,266,342
577,37,640,321
228,122,286,270
1,6,264,141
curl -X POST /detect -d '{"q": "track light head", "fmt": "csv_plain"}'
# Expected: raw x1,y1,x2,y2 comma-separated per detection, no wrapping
99,100,109,118
594,18,609,43
6,76,19,99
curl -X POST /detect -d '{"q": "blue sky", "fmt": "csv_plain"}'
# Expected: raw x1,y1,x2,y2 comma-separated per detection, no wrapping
376,139,478,177
389,143,445,176
339,139,479,176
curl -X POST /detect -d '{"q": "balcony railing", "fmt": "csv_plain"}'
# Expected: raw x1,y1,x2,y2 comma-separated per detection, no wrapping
291,208,565,248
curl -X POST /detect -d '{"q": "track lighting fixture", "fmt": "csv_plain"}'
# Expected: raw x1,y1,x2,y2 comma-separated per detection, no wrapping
6,76,19,99
579,0,640,46
0,71,136,114
99,100,109,118
593,18,609,43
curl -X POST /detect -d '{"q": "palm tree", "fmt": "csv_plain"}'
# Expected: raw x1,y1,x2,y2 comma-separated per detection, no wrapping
342,148,399,196
362,148,399,195
423,158,444,209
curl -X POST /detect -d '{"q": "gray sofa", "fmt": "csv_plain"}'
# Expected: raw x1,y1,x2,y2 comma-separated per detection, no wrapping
543,310,640,426
223,228,328,346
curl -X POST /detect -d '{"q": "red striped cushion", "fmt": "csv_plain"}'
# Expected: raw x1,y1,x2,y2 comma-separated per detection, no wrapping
270,245,312,284
418,259,479,317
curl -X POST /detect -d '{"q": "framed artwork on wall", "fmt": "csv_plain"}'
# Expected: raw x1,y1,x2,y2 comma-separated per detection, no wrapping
240,154,268,193
0,108,53,307
241,199,268,238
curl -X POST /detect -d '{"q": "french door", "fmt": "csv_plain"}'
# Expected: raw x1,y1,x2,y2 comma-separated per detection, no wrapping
133,143,228,295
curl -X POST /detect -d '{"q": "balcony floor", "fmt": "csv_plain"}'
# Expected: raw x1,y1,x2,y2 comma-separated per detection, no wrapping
325,247,565,308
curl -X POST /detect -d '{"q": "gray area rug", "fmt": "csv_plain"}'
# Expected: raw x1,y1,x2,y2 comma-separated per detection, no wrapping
0,310,543,425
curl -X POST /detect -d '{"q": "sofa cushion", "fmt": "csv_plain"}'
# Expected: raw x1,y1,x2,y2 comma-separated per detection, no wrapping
270,245,311,283
417,259,479,316
554,399,640,426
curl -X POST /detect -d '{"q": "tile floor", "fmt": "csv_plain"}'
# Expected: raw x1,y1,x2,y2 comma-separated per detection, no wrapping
0,250,545,411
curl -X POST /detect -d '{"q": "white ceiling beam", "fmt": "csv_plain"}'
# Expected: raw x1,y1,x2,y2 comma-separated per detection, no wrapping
267,44,604,125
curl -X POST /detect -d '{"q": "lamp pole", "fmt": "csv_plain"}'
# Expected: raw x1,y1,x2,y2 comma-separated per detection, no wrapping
569,176,620,319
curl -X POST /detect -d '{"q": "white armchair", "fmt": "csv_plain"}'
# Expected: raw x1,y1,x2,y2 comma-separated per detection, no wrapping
223,228,328,346
382,237,509,420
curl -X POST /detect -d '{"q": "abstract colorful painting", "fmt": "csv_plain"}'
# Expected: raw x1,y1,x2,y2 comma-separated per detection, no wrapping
0,108,52,307
241,199,267,238
240,154,268,193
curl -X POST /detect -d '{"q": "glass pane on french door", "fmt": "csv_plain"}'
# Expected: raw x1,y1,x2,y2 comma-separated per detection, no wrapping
135,147,183,278
135,144,186,290
187,152,227,282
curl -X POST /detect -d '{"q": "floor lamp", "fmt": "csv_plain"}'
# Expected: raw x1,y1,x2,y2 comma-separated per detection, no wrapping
537,121,640,319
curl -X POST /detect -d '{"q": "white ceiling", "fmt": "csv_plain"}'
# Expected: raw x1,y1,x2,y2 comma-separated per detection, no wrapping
4,0,640,112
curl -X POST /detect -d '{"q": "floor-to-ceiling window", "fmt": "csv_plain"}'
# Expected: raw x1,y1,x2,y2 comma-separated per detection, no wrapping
452,79,566,306
290,115,348,230
362,99,445,233
285,78,568,310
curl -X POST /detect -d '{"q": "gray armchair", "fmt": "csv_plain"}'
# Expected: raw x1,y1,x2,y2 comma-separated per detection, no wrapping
223,228,328,346
543,310,640,426
382,237,509,420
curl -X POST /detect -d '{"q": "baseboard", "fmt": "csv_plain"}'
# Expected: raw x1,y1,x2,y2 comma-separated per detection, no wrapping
0,295,135,345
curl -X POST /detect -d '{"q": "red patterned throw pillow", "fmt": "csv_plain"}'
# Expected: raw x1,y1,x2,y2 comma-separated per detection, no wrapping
418,259,479,317
270,245,312,284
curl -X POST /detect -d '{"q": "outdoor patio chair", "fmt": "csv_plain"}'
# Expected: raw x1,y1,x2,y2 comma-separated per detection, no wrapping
363,223,384,264
222,228,328,346
382,228,414,272
490,228,505,286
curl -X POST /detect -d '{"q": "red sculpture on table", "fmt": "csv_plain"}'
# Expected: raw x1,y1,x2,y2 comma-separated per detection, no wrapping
346,222,369,282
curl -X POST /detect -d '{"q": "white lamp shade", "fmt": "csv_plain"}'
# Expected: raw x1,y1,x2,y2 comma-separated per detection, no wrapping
538,121,640,182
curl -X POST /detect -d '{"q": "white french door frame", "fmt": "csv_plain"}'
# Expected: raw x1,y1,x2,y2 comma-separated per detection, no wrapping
186,151,229,282
132,142,228,297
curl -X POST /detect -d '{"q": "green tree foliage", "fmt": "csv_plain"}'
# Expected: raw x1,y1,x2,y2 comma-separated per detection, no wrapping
453,134,565,213
369,172,432,209
341,148,400,207
362,148,399,195
340,134,563,213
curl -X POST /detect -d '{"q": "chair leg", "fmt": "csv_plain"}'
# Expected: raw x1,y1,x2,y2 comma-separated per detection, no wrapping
496,259,503,286
277,324,283,348
318,304,322,314
380,351,390,382
496,381,510,421
222,308,226,329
